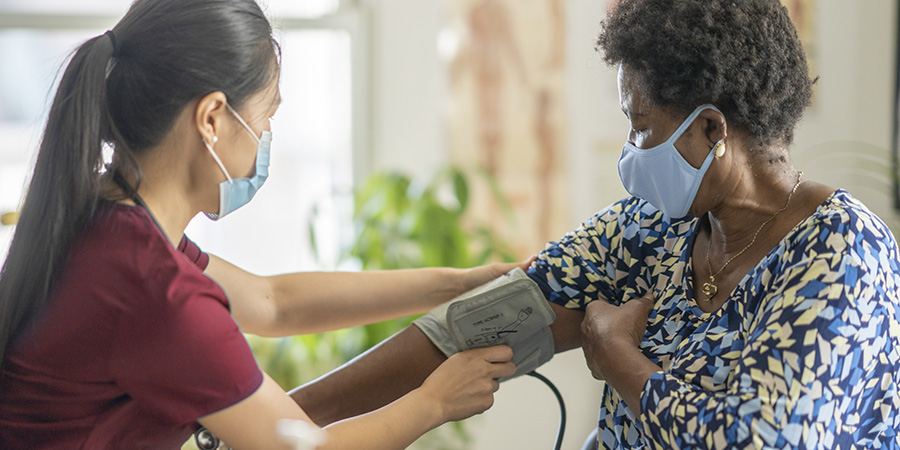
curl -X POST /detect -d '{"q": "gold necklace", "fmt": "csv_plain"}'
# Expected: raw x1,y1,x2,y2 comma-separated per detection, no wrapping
701,171,803,301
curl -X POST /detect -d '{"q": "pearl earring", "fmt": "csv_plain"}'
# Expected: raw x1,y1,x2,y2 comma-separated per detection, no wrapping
713,141,726,158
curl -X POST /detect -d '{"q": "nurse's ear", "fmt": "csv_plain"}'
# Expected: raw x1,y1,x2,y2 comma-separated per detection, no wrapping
194,91,229,146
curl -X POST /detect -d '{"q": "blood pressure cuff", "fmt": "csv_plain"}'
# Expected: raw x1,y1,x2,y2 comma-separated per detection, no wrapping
412,268,556,380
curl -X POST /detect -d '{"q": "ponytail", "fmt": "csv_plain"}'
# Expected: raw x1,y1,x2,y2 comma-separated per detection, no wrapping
0,33,116,367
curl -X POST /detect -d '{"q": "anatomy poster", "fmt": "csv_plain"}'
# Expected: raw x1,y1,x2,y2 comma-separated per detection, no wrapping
444,0,569,257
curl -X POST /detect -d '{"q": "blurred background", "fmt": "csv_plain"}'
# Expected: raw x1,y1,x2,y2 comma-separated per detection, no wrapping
0,0,897,448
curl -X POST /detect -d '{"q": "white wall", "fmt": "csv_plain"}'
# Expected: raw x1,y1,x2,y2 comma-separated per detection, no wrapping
369,0,446,176
368,1,898,448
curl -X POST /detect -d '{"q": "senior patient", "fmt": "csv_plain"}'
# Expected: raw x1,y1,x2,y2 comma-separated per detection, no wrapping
292,0,900,448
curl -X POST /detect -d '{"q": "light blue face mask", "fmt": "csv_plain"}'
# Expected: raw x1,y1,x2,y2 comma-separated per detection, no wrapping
203,103,272,220
617,104,723,219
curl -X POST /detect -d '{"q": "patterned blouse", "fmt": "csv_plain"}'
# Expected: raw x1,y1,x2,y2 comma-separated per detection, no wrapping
526,190,900,449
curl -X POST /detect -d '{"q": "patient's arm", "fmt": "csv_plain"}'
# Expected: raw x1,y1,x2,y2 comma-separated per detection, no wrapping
289,302,584,426
289,326,442,426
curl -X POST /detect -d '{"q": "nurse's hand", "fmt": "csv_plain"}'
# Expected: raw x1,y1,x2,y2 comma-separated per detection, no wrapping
459,256,537,293
580,294,654,381
419,345,516,423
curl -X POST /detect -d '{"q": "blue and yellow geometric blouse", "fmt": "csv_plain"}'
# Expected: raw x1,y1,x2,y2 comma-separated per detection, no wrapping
526,190,900,449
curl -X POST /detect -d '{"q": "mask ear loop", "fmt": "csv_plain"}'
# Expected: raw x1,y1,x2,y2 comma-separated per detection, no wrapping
226,103,262,143
203,135,234,184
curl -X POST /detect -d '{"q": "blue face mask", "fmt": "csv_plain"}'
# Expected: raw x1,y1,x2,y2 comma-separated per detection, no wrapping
203,103,271,220
617,104,723,219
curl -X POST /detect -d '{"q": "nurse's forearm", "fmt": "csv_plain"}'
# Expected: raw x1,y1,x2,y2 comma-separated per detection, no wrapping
208,254,474,337
265,262,527,336
288,326,445,426
267,268,465,335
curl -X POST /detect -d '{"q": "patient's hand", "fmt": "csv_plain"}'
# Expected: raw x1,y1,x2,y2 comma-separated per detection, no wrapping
419,345,516,423
581,294,654,381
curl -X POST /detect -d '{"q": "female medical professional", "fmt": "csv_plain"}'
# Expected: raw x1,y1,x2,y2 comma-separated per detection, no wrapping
0,0,520,448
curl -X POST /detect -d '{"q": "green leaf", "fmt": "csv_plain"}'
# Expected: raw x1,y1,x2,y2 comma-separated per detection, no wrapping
307,207,319,263
451,167,469,212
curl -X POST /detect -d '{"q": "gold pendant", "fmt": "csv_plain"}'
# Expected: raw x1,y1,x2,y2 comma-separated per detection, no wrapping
702,280,718,300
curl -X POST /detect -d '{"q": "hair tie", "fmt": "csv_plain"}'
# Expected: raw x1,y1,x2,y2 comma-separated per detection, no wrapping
104,30,119,57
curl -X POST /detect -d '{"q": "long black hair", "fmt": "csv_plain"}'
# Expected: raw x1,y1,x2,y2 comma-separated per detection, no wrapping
0,0,280,368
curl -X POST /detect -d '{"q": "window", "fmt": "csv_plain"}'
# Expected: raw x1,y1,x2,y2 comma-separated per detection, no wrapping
0,0,366,272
